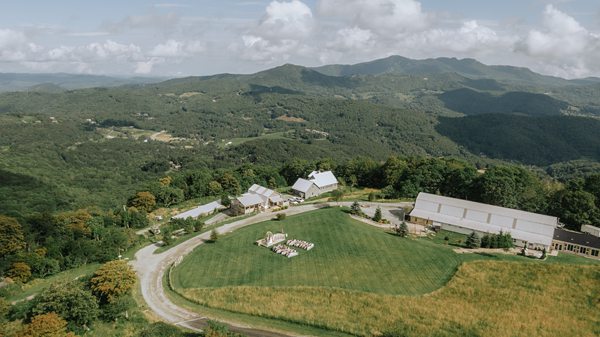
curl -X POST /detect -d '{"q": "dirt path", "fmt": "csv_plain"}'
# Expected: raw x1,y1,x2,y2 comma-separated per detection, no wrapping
131,202,410,336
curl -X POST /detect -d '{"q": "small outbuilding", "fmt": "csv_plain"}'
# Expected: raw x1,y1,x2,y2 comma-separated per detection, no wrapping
172,201,225,220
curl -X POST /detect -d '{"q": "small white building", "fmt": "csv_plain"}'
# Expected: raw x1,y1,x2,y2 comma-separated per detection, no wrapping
291,170,338,199
409,192,559,250
172,201,225,220
232,184,286,215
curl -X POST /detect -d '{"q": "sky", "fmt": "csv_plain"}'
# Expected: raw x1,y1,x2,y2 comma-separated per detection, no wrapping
1,0,600,78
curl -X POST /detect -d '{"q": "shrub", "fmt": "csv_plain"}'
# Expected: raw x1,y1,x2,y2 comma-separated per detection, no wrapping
209,229,219,243
276,213,286,221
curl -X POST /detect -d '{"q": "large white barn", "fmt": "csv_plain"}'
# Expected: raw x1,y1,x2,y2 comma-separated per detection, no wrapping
291,171,338,199
409,192,559,249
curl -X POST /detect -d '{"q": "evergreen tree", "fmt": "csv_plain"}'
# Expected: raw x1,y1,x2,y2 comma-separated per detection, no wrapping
395,221,409,237
373,207,382,222
481,234,490,248
350,201,361,215
465,232,480,249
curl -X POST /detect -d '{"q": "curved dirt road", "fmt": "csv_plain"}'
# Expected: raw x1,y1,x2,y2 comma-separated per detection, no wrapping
132,202,411,336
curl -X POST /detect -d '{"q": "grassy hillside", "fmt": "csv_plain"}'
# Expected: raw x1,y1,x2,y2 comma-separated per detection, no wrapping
180,261,600,337
173,209,600,336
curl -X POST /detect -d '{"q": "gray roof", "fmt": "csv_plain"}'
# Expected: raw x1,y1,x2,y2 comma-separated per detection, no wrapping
236,193,264,207
554,228,600,249
173,201,223,219
410,192,559,246
308,171,338,188
270,194,284,203
248,184,276,197
292,178,314,193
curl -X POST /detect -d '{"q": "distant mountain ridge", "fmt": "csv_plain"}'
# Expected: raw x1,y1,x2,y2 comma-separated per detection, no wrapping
312,55,576,86
0,73,163,92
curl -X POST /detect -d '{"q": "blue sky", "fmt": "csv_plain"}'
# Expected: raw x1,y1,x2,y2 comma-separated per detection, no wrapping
1,1,599,78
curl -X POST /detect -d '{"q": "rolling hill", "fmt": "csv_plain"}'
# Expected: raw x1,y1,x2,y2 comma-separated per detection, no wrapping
1,55,600,214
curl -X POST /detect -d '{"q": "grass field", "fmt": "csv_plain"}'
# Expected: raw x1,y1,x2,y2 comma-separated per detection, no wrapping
181,261,600,337
217,131,290,148
172,207,600,336
171,207,503,295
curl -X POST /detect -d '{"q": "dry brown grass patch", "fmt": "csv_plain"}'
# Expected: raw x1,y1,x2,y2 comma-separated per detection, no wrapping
179,261,600,337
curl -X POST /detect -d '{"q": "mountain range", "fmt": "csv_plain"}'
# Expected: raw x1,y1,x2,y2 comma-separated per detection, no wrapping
1,55,599,213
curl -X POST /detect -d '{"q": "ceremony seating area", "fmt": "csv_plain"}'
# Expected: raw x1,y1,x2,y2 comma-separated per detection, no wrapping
272,244,298,258
287,239,314,250
257,231,315,258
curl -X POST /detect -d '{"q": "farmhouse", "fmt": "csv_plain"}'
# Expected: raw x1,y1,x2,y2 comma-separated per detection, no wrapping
232,184,286,215
172,201,225,220
409,192,559,250
291,170,338,199
552,227,600,259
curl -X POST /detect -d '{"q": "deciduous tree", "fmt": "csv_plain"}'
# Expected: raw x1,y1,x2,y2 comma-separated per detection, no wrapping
127,192,156,213
210,229,219,242
17,312,76,337
0,215,25,256
8,262,32,283
90,260,136,304
30,283,98,327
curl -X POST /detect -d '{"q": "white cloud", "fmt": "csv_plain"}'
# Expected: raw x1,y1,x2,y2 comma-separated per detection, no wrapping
150,39,206,57
518,5,600,77
236,0,315,63
405,20,513,55
261,0,314,38
151,39,184,57
317,0,429,36
44,40,143,62
333,27,374,50
3,1,600,78
0,29,41,61
135,57,163,74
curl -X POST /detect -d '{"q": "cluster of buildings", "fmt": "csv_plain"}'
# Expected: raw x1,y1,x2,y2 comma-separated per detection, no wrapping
173,170,339,217
170,170,598,260
230,171,339,215
409,192,600,259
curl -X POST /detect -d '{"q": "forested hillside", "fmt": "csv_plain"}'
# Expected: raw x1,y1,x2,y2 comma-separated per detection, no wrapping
1,55,599,217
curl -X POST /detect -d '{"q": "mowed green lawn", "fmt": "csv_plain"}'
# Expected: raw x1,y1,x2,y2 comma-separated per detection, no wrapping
172,207,509,295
